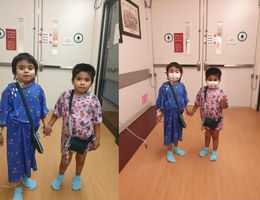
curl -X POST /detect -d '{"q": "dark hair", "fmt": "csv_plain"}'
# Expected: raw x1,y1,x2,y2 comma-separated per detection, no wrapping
206,67,222,79
72,63,96,82
12,53,38,76
166,62,183,73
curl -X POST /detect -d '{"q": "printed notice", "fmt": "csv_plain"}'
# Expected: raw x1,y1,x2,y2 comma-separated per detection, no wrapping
174,33,183,53
6,29,16,50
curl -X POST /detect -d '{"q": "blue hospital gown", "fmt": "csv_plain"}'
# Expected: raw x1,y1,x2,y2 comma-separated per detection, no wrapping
156,82,189,145
0,82,48,183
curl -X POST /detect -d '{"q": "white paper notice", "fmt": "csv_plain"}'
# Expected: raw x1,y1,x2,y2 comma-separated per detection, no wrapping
113,23,119,44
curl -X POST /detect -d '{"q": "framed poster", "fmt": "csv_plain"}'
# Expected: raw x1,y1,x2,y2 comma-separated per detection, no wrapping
119,0,141,39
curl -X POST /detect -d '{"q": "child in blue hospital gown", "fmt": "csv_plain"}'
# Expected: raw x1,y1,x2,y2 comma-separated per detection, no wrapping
0,53,48,200
156,62,190,163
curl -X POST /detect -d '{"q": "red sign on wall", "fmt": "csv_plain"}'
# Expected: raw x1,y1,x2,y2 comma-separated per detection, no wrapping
174,33,183,53
6,29,16,51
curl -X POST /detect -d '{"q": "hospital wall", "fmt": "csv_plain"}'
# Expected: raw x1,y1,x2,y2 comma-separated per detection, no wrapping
119,0,155,131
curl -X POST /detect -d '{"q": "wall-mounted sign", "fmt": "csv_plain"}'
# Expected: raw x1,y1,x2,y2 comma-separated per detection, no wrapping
74,33,83,43
164,33,173,43
174,33,183,53
237,31,247,42
6,29,16,51
0,28,5,39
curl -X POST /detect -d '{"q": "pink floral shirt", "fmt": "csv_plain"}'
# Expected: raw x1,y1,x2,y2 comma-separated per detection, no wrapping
195,86,228,131
54,90,102,154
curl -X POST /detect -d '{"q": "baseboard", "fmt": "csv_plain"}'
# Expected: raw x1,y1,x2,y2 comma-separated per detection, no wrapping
119,106,156,172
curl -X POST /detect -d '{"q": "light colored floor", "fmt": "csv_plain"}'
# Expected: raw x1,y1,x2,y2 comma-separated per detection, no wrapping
0,112,118,200
119,108,260,200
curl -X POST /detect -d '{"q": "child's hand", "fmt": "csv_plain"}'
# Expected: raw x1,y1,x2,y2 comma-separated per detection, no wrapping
220,96,228,110
0,133,4,146
156,115,162,123
186,109,192,116
43,125,52,136
93,138,100,150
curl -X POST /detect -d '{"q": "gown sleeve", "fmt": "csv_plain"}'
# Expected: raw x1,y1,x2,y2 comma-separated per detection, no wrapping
0,87,12,126
92,95,102,125
155,84,166,110
39,87,49,119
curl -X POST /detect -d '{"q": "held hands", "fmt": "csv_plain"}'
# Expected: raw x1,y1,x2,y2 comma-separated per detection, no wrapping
43,124,53,136
186,109,193,116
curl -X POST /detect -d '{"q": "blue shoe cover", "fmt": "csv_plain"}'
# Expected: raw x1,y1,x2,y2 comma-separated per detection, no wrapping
51,174,64,191
72,175,81,191
13,187,23,200
210,150,218,161
22,177,37,190
174,146,185,156
167,151,176,163
199,147,209,157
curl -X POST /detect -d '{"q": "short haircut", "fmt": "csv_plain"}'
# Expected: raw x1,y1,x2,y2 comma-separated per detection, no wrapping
12,53,38,76
166,62,183,73
72,63,96,82
206,67,222,79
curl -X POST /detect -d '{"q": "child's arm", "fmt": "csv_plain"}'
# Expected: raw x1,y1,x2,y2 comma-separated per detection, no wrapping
0,126,4,146
93,124,100,150
43,114,59,136
220,95,228,110
185,105,191,115
188,104,199,116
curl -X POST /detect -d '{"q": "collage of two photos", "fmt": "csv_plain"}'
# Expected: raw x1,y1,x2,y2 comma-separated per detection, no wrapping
1,0,260,200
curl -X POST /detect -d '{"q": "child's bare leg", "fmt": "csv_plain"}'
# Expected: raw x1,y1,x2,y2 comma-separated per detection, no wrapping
199,129,211,157
209,130,219,161
51,151,73,191
75,152,88,175
59,151,73,175
167,143,173,151
205,128,211,147
212,130,219,150
72,152,87,190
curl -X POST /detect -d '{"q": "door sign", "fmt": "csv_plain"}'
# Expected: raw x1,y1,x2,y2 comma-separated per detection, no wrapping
6,29,16,50
237,31,247,42
174,33,183,53
74,33,84,43
164,33,173,43
0,28,5,39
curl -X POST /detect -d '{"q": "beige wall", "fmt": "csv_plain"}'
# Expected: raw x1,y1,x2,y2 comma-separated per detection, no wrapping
119,0,155,131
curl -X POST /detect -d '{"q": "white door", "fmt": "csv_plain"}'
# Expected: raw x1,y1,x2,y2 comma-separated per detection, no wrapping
0,0,104,109
152,0,259,107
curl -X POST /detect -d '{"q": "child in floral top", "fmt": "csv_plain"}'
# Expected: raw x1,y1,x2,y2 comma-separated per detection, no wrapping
44,63,102,191
189,67,228,161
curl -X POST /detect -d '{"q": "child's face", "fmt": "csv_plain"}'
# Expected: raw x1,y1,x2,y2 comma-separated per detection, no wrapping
72,71,92,95
167,66,180,74
206,75,220,89
16,59,36,86
206,75,220,82
167,66,182,82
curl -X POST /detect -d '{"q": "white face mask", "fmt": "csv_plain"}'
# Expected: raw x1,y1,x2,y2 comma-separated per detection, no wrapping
207,81,219,88
168,73,181,82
